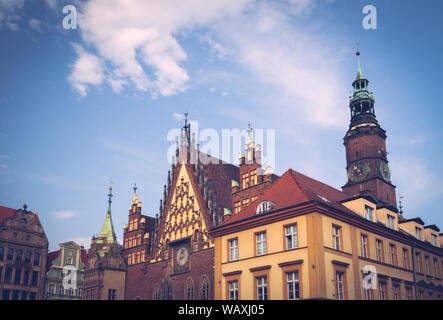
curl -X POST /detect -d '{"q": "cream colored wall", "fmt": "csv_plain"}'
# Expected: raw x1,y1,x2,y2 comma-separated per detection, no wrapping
219,215,309,300
215,205,443,300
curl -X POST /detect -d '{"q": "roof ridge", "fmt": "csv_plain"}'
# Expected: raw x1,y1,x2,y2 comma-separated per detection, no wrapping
287,169,315,201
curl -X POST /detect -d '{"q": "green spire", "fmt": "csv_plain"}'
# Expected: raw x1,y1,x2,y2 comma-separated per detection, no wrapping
356,49,363,80
97,185,118,257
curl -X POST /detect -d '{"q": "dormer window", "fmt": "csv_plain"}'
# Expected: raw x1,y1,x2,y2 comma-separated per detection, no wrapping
365,206,373,221
415,227,422,241
256,201,275,215
431,234,437,246
387,215,395,229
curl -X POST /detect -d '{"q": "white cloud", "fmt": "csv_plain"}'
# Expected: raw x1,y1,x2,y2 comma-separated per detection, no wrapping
200,35,230,60
71,0,253,97
68,44,105,97
214,0,348,128
46,0,57,9
28,18,42,32
172,113,185,121
0,0,25,31
66,237,91,249
390,156,443,211
221,91,228,96
53,210,80,219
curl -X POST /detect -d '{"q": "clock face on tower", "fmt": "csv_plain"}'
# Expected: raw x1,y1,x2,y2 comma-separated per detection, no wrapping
171,240,191,274
348,161,370,182
176,247,188,266
379,160,391,182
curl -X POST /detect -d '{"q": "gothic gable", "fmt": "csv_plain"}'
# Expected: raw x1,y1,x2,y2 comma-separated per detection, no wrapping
151,164,212,262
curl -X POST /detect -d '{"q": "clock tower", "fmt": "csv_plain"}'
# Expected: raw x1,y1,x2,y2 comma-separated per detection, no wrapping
342,50,397,208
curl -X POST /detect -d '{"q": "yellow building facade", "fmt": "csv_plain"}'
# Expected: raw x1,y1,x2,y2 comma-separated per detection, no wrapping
212,170,443,300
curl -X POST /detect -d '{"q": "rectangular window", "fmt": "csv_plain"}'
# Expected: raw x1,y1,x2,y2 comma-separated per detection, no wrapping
286,271,300,300
15,250,22,263
33,253,40,266
365,206,373,221
332,225,341,251
228,239,238,261
364,287,372,300
2,289,10,300
23,270,29,286
24,251,31,264
14,268,21,285
415,253,421,273
5,267,13,283
379,282,387,300
256,232,267,256
285,224,298,250
228,281,238,300
361,234,368,258
425,256,430,275
0,247,3,261
393,285,400,300
431,234,437,246
7,248,14,261
108,289,116,300
389,244,396,266
434,259,439,278
12,290,20,300
415,227,421,240
376,240,383,262
256,276,268,300
406,287,412,300
31,271,39,286
335,272,344,300
402,248,409,269
387,215,395,229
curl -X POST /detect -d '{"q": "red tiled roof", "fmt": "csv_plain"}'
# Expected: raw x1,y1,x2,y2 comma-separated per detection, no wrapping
81,249,87,264
0,205,16,224
221,169,358,226
46,250,60,272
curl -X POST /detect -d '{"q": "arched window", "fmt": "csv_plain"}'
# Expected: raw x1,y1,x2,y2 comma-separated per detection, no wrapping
200,275,210,300
185,278,194,300
167,285,173,300
153,285,161,300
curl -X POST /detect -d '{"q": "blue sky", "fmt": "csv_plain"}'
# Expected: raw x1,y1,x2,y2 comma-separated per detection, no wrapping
1,0,442,250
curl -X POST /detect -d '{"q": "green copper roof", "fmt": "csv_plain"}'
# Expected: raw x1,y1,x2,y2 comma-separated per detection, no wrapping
356,54,363,80
97,186,118,257
98,212,117,244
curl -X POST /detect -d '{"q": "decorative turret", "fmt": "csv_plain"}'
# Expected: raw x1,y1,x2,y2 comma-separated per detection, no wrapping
348,50,377,128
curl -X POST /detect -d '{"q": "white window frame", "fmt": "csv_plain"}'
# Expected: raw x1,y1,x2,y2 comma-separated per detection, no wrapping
256,232,267,256
286,271,300,300
228,280,238,300
376,240,383,262
285,224,298,250
361,235,368,258
229,239,238,261
256,276,268,300
365,206,373,221
336,272,344,300
333,226,341,251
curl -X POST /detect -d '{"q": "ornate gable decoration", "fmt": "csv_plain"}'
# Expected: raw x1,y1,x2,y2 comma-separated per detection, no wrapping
151,164,211,262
